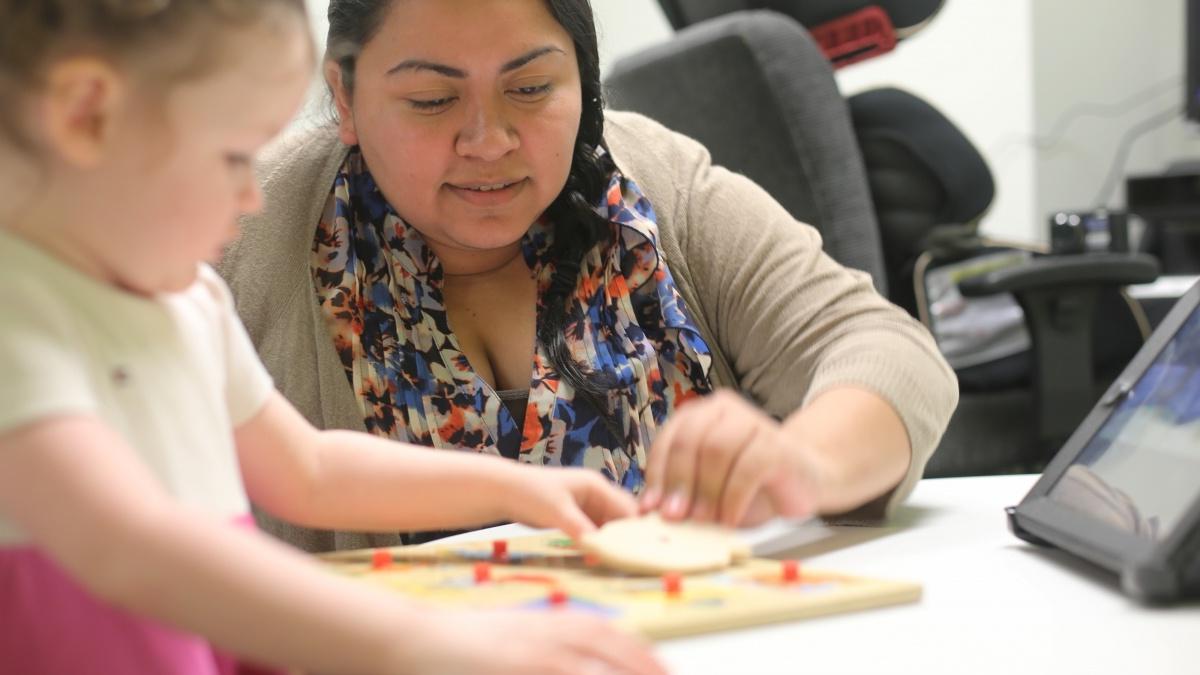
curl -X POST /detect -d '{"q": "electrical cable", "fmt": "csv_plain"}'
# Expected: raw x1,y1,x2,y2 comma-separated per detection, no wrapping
1033,76,1181,151
1092,105,1183,208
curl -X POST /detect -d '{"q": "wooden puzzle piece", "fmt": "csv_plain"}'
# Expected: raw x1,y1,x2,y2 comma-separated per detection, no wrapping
578,513,752,574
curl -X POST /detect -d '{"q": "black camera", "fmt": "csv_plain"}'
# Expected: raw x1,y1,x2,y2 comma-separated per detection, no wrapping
1049,210,1129,255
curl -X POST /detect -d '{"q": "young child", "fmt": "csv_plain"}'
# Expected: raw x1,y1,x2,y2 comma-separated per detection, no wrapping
0,2,665,674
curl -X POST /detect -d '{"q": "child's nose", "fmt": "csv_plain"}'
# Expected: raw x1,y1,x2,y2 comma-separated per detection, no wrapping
238,174,264,215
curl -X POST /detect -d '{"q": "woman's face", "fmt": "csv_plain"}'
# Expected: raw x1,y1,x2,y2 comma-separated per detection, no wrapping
330,0,583,264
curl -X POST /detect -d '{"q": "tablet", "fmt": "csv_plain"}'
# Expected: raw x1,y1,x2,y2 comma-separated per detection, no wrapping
1007,281,1200,603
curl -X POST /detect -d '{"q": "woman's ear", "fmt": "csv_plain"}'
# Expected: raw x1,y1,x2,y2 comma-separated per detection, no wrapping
39,58,124,168
324,61,359,146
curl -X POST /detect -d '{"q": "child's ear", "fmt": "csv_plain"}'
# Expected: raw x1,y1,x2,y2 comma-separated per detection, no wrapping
40,58,124,168
324,61,359,147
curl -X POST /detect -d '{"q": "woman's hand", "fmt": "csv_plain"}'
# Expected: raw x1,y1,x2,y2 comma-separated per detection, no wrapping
639,390,827,527
502,465,640,540
402,607,668,675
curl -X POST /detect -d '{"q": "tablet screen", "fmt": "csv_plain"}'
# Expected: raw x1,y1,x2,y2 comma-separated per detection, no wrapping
1048,308,1200,541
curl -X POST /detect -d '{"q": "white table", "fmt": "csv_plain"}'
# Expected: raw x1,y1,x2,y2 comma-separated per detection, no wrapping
449,475,1200,674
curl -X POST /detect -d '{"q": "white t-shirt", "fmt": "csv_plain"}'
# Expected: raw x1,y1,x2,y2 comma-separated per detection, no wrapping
0,231,275,544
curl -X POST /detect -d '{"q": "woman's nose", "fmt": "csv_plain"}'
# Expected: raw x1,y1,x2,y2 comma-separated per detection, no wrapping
455,99,519,161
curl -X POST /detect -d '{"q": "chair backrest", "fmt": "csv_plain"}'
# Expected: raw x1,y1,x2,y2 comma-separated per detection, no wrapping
606,10,888,293
848,87,995,314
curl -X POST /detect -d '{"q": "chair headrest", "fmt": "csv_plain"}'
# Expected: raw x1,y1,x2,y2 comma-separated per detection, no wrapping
657,0,946,67
849,87,994,230
658,0,945,34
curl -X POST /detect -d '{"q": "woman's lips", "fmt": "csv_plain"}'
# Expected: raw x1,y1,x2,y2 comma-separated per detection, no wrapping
447,177,529,207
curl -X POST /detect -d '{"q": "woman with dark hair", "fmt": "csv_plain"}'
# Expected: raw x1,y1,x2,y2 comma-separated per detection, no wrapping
220,0,958,552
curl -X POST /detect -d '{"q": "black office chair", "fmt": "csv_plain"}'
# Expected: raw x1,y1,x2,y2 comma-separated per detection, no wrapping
605,5,1159,476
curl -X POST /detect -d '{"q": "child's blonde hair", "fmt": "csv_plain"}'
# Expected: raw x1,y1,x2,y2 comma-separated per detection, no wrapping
0,0,308,151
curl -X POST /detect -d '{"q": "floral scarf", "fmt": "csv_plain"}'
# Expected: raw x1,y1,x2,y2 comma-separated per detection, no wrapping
312,149,712,492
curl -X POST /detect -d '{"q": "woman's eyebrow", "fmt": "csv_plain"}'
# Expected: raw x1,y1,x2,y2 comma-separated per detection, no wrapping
500,46,564,73
387,46,565,78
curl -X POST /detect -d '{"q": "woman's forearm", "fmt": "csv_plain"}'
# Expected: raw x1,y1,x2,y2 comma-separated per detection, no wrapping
782,386,912,514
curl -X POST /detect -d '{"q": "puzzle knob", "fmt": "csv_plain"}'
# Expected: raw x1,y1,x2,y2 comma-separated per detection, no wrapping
548,588,569,607
782,560,800,583
371,549,392,570
662,571,683,596
473,562,491,584
492,539,508,560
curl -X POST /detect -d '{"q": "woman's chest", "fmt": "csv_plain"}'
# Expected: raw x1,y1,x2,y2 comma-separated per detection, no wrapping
441,273,538,392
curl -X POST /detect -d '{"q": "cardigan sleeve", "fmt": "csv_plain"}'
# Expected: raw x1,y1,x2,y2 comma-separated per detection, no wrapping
604,111,958,516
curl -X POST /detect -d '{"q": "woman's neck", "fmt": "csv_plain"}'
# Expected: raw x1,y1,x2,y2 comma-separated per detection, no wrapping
432,241,527,279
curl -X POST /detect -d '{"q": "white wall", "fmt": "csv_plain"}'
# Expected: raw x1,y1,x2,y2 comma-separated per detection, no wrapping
1031,0,1200,224
593,0,673,73
306,0,328,45
295,1,332,125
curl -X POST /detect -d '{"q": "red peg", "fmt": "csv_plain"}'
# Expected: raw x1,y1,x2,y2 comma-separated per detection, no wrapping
662,571,683,596
548,588,569,607
782,559,801,583
473,562,492,584
492,539,508,560
371,549,392,570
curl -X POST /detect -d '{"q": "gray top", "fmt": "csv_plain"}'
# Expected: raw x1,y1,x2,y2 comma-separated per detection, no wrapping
218,110,958,552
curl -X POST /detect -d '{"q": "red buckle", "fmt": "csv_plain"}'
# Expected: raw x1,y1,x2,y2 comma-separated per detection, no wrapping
808,5,898,69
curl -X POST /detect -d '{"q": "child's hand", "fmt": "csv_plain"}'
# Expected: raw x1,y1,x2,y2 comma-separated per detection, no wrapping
502,466,639,540
401,607,668,675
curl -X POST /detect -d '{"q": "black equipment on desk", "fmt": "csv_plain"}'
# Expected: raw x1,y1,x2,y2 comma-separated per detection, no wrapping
1048,210,1129,255
1008,281,1200,603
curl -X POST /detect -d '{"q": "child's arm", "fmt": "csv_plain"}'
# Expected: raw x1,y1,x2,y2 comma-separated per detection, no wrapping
235,392,637,538
0,415,664,675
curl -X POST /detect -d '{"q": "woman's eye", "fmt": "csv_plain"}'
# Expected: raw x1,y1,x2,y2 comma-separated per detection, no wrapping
409,96,456,111
510,84,552,99
225,153,252,168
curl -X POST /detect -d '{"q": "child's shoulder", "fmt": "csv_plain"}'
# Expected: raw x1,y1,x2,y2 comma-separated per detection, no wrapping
0,238,102,433
0,237,84,334
178,264,243,327
189,263,237,306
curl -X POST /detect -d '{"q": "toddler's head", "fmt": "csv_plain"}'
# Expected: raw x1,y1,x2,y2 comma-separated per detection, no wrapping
0,0,313,294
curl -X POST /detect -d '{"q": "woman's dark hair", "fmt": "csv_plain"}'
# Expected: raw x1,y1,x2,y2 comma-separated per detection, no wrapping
327,0,622,431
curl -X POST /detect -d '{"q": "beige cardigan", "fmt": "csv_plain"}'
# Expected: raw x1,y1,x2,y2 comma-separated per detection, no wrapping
219,110,958,552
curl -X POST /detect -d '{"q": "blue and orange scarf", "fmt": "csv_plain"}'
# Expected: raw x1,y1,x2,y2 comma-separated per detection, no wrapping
312,149,712,492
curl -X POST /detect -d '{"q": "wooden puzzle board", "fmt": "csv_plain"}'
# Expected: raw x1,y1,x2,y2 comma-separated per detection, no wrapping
320,533,921,640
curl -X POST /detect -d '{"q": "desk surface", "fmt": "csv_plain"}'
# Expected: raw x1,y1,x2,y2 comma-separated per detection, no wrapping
448,475,1199,674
